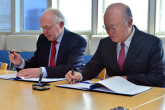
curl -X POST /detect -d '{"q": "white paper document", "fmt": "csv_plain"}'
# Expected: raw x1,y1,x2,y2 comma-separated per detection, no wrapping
56,76,152,95
0,73,66,82
0,72,17,79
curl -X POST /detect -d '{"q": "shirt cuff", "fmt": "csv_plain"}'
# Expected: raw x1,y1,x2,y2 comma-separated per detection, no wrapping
77,72,83,81
15,59,25,69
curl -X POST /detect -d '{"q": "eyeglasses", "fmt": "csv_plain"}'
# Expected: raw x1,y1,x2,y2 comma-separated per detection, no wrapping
40,24,55,31
102,25,121,32
40,22,60,31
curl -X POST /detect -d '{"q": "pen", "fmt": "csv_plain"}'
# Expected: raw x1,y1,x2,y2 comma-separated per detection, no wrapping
39,72,43,86
8,51,20,54
71,68,74,84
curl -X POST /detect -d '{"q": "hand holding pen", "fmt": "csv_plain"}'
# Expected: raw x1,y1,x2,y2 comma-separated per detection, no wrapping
8,49,22,66
65,66,82,84
8,51,20,54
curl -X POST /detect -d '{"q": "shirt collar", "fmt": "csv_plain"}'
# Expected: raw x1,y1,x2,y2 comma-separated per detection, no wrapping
118,26,135,48
56,29,64,43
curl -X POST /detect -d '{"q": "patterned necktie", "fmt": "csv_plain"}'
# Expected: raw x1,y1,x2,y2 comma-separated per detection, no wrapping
118,43,125,71
50,41,58,66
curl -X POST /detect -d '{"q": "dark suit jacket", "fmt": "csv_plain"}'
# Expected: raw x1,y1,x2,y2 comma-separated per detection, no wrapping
19,28,87,78
80,26,165,87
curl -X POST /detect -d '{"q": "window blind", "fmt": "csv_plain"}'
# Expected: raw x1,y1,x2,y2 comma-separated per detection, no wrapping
0,0,12,33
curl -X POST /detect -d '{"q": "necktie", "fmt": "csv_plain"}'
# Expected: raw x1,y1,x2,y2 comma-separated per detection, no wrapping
50,41,58,66
118,43,125,71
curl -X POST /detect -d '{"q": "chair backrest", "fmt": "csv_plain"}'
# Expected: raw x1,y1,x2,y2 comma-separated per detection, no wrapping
98,68,106,80
1,63,8,70
20,51,34,59
83,55,93,64
0,50,10,66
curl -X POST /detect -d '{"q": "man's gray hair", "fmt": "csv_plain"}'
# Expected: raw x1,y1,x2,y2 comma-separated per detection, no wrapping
125,5,133,22
44,8,65,23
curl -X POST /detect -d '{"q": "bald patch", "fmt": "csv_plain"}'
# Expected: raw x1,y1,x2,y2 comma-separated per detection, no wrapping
104,3,132,22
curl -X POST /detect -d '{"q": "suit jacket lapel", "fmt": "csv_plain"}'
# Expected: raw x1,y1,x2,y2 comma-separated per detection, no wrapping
123,28,145,72
106,40,120,73
38,35,51,67
56,29,68,65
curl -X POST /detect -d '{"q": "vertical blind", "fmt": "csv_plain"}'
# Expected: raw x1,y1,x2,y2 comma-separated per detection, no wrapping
0,0,12,33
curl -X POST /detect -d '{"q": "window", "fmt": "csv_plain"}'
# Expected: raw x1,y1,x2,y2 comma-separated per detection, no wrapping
1,0,162,36
0,0,12,33
52,0,92,34
23,0,47,30
15,0,47,33
97,0,148,35
156,0,165,35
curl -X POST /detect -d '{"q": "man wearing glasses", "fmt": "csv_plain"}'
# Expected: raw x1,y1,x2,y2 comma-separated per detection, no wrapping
9,8,87,78
65,3,165,87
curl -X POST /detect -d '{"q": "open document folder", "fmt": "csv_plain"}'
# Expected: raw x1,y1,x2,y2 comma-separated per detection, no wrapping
56,76,152,96
0,73,65,82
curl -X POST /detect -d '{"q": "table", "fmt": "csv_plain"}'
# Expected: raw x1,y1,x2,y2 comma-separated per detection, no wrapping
0,70,165,110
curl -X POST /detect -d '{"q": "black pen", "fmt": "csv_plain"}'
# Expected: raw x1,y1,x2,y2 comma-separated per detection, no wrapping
39,72,43,86
71,68,74,84
8,51,20,54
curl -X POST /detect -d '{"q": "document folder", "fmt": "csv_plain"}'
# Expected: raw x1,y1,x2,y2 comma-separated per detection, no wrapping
0,73,65,82
56,76,152,96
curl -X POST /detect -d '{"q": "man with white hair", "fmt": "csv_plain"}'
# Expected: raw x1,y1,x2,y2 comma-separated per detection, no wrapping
9,8,87,78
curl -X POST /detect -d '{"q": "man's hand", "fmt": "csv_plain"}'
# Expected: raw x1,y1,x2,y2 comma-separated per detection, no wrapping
9,50,22,66
65,70,81,84
17,68,41,79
